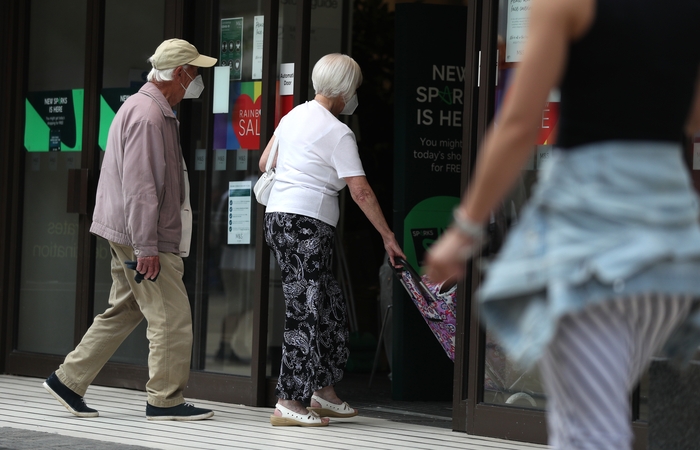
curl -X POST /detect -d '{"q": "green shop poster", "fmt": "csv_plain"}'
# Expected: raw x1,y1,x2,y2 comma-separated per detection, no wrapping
391,3,468,402
25,90,83,152
99,88,140,151
394,4,468,269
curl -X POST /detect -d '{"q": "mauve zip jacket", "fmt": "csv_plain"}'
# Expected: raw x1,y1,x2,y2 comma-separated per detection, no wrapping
90,81,186,258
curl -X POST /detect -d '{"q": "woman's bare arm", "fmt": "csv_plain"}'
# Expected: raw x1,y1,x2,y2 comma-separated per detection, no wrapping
258,135,277,172
345,175,406,265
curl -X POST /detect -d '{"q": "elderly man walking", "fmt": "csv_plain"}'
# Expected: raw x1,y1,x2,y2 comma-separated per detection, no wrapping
43,38,217,421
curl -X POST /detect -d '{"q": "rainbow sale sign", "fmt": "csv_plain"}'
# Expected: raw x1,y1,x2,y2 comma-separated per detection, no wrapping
213,81,262,150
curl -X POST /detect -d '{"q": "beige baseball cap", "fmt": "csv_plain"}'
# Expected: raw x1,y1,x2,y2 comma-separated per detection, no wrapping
150,38,217,70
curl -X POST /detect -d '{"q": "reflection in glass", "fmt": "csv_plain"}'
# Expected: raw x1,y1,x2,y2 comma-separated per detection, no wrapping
17,0,87,354
484,329,545,409
206,171,258,376
210,0,346,377
481,0,549,410
87,0,166,366
205,0,269,377
639,370,649,421
205,160,290,377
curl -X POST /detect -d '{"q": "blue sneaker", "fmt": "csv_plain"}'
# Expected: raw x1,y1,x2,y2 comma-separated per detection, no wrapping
43,372,99,418
146,402,214,421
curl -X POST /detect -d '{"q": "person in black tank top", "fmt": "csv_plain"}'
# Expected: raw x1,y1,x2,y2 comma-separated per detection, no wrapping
558,0,700,148
426,0,700,448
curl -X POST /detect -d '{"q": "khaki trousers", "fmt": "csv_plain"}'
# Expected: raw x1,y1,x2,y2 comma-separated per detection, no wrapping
56,241,193,407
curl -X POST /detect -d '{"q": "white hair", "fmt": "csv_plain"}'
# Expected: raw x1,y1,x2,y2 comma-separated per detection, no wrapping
312,54,362,100
146,60,190,82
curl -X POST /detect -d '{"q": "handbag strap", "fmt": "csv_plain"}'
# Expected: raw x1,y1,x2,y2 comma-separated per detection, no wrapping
265,137,279,172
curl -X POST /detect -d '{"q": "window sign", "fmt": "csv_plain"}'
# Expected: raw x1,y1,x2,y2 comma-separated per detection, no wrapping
66,154,77,169
280,63,294,96
221,18,243,81
236,151,248,171
213,66,231,114
31,154,40,171
25,88,140,152
395,4,466,268
227,181,252,245
25,90,83,152
99,88,138,150
215,149,227,170
505,0,532,63
252,16,264,80
48,153,58,171
195,149,207,171
213,82,262,150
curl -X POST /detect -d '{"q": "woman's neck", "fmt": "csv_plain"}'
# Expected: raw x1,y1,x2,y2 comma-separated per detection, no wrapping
314,94,343,116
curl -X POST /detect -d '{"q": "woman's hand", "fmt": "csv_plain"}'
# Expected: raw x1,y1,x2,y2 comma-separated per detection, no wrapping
382,234,406,267
424,228,475,283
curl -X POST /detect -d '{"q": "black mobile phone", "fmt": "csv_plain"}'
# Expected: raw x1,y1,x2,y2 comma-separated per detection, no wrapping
124,260,159,283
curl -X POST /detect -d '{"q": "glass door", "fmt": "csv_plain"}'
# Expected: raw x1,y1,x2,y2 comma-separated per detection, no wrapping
17,0,88,356
201,0,348,396
9,0,174,381
467,0,649,446
90,0,167,367
462,0,548,443
480,5,552,412
204,0,269,378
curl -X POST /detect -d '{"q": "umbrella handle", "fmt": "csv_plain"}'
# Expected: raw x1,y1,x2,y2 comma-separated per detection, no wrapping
391,257,440,305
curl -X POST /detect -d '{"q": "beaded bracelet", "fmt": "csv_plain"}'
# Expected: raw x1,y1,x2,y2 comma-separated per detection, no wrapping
451,209,485,242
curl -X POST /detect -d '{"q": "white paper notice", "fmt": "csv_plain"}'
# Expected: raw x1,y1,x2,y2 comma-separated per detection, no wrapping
48,153,58,171
693,142,700,170
252,16,264,80
215,149,227,171
213,66,231,114
535,145,551,170
506,0,532,63
280,63,294,95
228,181,252,244
195,149,206,171
66,154,76,169
236,151,248,171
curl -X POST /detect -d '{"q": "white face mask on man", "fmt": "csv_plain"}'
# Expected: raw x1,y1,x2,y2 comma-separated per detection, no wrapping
181,69,204,99
340,93,358,115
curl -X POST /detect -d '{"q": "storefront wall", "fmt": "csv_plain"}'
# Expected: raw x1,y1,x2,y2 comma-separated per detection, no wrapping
1,1,677,448
0,0,353,407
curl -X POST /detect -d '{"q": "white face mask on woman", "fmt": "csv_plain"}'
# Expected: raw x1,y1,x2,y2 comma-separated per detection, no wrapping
340,93,358,115
181,69,204,99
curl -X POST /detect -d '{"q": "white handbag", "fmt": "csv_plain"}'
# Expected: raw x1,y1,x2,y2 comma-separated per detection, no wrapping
253,137,279,206
179,157,192,257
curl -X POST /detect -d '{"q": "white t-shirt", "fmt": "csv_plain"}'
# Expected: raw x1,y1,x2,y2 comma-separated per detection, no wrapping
265,100,365,227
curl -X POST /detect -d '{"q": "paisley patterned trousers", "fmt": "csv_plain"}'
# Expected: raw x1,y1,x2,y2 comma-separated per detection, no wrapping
264,212,349,400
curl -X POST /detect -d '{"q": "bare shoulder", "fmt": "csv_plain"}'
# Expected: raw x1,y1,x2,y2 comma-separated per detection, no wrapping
531,0,596,40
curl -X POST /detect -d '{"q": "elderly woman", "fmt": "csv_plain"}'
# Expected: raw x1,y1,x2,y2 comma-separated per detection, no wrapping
260,53,405,427
426,0,700,448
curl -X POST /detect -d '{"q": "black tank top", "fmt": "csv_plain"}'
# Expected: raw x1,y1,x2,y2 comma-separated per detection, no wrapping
556,0,700,149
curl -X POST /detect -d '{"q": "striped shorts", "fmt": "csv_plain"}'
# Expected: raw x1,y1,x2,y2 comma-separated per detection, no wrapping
539,293,696,449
